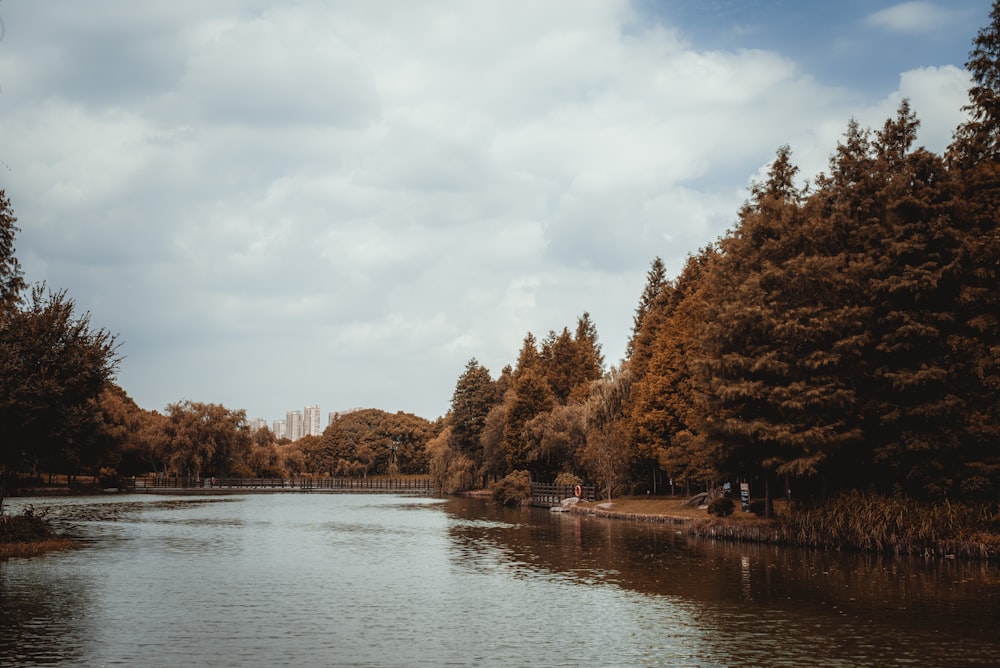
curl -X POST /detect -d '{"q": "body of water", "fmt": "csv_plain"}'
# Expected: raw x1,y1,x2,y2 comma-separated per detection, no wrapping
1,493,998,666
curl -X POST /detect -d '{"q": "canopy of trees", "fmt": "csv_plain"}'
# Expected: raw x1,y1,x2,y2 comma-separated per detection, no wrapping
304,408,435,478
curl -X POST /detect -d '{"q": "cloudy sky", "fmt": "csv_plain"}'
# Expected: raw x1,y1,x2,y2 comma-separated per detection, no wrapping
0,1,991,423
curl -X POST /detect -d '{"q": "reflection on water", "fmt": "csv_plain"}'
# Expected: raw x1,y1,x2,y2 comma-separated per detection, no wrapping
1,494,999,667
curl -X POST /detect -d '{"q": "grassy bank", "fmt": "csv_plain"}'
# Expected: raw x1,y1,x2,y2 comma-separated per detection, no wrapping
0,507,75,560
575,493,1000,561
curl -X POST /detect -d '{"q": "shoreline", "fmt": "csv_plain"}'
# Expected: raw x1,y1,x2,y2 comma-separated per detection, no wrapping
566,501,999,562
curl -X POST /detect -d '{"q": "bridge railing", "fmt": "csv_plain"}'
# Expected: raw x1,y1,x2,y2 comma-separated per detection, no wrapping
530,482,596,507
125,476,434,493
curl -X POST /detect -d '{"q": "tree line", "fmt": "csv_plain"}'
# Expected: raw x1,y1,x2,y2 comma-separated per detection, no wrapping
431,4,1000,510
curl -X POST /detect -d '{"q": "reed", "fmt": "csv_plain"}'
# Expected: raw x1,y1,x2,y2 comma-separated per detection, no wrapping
774,491,1000,558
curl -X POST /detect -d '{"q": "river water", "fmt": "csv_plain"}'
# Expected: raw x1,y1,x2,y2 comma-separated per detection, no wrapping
1,493,998,667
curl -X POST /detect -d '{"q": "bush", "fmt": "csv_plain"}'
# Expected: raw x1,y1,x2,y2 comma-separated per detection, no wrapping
0,507,56,543
749,499,767,517
492,470,531,507
707,496,735,517
554,472,581,487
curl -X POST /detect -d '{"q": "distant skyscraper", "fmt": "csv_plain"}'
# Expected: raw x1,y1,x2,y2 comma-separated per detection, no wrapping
329,407,363,425
273,419,287,440
286,410,304,442
304,405,322,437
248,418,268,432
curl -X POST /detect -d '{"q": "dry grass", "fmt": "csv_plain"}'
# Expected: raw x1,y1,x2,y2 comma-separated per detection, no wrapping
578,493,1000,560
0,538,76,560
577,496,786,520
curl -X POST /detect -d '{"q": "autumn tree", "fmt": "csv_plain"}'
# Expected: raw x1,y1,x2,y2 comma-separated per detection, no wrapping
163,401,252,478
628,249,716,494
0,285,121,505
319,409,434,477
626,256,669,380
0,190,25,315
579,367,635,500
93,383,146,477
860,106,969,497
697,146,813,512
428,426,474,493
524,403,586,481
570,312,605,401
948,0,1000,497
539,327,578,404
479,402,509,484
501,366,555,475
448,358,497,464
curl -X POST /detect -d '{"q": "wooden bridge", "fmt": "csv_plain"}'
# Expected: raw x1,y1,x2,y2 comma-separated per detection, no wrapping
530,483,596,507
124,476,434,494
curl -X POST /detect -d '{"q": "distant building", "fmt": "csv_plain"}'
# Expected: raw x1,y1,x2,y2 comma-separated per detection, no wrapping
304,405,322,437
273,419,287,440
248,418,268,433
286,410,304,442
328,407,364,425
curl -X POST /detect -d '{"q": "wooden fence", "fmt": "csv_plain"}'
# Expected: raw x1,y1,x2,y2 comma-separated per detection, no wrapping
530,483,596,507
125,476,434,494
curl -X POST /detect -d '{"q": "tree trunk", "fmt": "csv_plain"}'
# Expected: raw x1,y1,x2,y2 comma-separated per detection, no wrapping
764,469,774,518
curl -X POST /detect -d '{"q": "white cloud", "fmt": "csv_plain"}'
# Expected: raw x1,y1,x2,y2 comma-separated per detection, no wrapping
867,2,960,34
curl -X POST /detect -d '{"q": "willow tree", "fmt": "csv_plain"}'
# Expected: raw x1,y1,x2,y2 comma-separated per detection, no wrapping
501,366,555,475
580,366,635,500
163,401,252,478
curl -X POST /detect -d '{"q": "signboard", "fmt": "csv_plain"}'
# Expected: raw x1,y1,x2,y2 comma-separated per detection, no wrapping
739,482,751,512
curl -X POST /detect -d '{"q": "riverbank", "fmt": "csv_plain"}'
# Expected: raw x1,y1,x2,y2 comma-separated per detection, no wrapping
571,495,1000,562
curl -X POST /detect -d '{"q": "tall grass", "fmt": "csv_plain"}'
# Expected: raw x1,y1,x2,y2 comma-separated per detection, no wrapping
0,506,75,559
776,491,1000,559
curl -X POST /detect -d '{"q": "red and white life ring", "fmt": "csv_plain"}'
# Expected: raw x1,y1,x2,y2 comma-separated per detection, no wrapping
574,484,582,498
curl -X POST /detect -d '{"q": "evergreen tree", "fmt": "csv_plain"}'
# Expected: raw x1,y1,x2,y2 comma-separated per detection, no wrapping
448,358,497,461
626,257,668,363
699,146,812,512
627,260,674,389
629,249,716,494
572,312,605,388
948,0,1000,496
861,109,969,496
0,190,25,316
952,0,1000,164
513,332,541,378
539,327,577,404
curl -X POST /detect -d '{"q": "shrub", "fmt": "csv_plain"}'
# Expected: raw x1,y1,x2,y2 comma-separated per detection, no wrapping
708,496,735,517
554,472,581,487
0,507,56,543
749,499,767,517
492,470,531,507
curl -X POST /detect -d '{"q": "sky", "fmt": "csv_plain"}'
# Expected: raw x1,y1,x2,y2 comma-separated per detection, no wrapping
0,0,992,424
